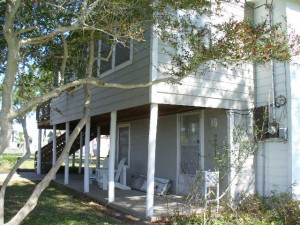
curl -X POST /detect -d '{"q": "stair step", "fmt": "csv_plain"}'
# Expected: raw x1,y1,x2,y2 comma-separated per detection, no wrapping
37,128,98,173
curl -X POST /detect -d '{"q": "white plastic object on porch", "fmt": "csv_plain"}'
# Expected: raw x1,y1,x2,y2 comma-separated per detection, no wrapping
96,158,131,190
89,168,97,184
203,170,219,211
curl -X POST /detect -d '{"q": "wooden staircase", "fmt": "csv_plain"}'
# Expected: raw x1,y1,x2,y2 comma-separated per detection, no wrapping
38,129,97,173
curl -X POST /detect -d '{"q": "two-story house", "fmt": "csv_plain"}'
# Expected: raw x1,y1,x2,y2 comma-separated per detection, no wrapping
35,0,300,219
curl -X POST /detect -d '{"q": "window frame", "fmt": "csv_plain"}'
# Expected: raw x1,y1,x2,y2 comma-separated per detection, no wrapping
97,40,133,78
116,123,131,168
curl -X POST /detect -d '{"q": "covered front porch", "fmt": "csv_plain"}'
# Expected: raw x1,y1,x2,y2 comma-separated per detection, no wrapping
54,173,185,221
36,103,236,219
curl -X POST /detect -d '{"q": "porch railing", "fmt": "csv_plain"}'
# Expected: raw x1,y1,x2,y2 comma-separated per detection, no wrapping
36,100,51,123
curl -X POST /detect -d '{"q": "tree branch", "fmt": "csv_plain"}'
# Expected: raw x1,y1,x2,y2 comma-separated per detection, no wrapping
19,25,80,46
59,34,68,85
94,43,113,62
16,26,39,35
9,76,183,120
0,117,31,225
1,0,21,154
5,115,89,225
6,67,93,225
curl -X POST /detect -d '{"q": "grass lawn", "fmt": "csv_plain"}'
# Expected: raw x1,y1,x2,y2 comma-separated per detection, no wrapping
0,153,101,173
4,181,138,225
0,154,35,172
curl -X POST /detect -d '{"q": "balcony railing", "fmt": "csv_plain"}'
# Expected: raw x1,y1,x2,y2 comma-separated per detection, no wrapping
36,100,51,123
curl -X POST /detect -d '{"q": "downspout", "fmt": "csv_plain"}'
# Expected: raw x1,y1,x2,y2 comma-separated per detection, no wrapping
262,143,266,196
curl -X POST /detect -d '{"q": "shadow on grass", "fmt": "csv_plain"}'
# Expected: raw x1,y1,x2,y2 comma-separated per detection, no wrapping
4,181,138,225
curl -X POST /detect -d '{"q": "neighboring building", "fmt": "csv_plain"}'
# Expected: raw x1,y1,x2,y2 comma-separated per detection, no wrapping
9,128,23,152
35,0,300,219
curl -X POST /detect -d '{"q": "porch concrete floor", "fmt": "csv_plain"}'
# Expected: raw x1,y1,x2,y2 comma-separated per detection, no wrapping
54,173,184,221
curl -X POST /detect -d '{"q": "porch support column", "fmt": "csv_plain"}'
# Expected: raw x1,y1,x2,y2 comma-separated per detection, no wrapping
84,117,91,193
72,153,75,168
108,111,117,202
78,131,83,174
146,103,158,218
226,110,236,197
37,129,42,174
64,122,70,185
96,126,101,169
52,125,57,180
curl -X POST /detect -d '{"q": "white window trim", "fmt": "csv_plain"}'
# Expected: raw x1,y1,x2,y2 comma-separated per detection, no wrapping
98,40,133,79
117,123,131,168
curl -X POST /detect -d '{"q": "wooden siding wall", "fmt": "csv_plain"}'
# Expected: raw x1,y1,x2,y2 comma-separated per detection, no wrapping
254,0,298,195
255,0,288,109
203,109,230,195
256,142,289,193
51,32,152,125
151,2,255,110
126,115,178,194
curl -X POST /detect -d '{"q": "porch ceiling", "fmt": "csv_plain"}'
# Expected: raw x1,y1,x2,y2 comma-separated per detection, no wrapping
68,104,202,135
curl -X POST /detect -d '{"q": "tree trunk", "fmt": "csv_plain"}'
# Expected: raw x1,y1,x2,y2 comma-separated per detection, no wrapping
5,115,89,225
0,0,21,154
0,117,31,225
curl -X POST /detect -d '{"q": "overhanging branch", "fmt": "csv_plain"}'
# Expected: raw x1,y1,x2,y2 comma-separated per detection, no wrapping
10,76,183,120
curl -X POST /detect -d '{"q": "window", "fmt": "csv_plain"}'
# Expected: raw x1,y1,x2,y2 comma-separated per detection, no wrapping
99,39,113,74
115,42,131,66
98,38,132,77
117,125,130,167
180,114,200,175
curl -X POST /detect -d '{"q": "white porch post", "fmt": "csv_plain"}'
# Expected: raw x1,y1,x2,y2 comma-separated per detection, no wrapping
37,129,42,174
64,122,70,185
108,111,117,202
146,103,158,218
96,126,101,169
84,117,91,193
52,125,57,180
72,153,75,167
226,110,236,197
78,131,83,174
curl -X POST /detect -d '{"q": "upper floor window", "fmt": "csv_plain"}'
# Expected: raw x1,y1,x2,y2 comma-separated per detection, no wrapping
98,38,133,77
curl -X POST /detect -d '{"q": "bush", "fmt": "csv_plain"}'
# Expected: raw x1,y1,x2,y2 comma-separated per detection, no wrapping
236,190,300,225
165,190,300,225
264,189,300,225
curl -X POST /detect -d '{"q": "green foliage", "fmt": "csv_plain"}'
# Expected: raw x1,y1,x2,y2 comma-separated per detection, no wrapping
155,1,300,78
0,155,35,171
0,155,18,169
15,66,52,105
209,124,257,177
164,191,300,225
264,189,300,225
213,19,292,64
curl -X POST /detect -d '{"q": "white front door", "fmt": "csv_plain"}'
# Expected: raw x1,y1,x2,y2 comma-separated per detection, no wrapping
177,113,202,195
